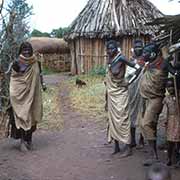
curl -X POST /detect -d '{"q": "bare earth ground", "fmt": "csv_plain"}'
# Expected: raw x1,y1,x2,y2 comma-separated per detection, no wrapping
0,74,180,180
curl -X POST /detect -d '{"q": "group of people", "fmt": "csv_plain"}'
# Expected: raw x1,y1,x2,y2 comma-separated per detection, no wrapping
6,38,180,175
105,39,180,167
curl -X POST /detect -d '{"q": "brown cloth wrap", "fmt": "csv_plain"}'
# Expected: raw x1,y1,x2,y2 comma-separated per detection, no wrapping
139,63,167,140
10,57,42,131
106,65,131,144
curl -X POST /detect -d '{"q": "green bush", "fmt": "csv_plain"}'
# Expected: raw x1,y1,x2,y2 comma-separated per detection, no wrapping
90,65,106,76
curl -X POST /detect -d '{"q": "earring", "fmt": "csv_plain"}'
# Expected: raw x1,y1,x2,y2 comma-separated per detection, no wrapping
150,52,156,59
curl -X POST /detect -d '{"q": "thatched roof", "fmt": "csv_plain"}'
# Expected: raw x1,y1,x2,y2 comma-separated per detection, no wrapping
147,14,180,46
65,0,163,40
29,37,70,54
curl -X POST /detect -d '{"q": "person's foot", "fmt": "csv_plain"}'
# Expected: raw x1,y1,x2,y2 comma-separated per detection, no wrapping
143,140,159,166
20,140,28,153
26,141,33,151
143,158,160,167
166,159,172,166
112,148,120,155
119,146,132,158
112,140,120,155
130,142,136,148
172,160,180,169
112,143,120,155
138,134,145,148
136,144,144,150
158,143,168,151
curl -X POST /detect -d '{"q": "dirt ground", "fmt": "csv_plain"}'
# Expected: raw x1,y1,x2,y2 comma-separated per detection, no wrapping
0,74,180,180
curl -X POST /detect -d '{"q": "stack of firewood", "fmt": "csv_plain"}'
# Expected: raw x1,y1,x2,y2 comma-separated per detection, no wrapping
147,14,180,45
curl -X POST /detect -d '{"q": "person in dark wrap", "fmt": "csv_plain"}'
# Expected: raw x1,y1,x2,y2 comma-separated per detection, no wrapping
9,41,46,152
105,40,141,158
139,42,168,166
127,39,145,148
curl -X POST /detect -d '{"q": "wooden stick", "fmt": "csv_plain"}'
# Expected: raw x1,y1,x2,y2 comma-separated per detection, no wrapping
173,75,180,121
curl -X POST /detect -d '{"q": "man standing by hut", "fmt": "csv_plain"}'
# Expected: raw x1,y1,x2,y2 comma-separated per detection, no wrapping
139,42,168,166
105,40,141,157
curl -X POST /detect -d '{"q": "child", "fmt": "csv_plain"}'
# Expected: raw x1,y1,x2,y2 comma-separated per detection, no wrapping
164,78,180,166
145,163,171,180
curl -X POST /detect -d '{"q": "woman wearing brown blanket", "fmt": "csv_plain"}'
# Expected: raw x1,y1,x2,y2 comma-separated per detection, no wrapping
9,41,45,152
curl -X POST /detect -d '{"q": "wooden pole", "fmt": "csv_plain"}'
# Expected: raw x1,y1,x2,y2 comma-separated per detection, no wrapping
173,75,180,121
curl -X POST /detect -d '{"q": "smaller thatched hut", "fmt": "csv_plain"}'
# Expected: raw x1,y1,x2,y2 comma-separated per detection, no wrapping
29,37,71,72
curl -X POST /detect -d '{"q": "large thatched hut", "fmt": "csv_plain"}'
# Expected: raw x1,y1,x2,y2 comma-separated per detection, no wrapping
29,37,71,72
65,0,163,74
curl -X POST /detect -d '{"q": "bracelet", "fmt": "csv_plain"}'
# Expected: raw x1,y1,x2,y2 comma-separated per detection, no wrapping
134,64,140,69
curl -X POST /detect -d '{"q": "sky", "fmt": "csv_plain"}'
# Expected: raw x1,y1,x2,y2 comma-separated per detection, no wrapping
27,0,180,33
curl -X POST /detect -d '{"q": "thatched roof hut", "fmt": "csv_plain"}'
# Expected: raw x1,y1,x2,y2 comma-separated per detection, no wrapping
29,37,71,72
29,37,70,54
65,0,163,74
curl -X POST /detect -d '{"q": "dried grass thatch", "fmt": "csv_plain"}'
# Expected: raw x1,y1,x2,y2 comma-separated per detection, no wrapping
65,0,163,40
147,14,180,45
29,37,70,54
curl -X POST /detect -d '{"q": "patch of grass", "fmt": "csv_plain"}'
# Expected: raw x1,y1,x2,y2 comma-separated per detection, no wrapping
89,65,106,76
42,66,57,75
67,75,107,122
39,86,64,130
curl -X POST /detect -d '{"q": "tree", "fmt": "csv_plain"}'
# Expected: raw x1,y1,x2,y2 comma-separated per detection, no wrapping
0,0,33,112
31,29,50,37
1,0,33,67
50,27,69,38
31,27,70,38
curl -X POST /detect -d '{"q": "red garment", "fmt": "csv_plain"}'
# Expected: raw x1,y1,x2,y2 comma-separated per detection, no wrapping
146,57,164,70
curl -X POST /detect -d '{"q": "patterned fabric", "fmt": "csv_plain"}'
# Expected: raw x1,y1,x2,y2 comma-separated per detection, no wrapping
164,95,180,142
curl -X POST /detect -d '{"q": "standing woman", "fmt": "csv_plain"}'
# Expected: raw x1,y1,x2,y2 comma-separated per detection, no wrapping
105,40,141,157
127,40,145,148
9,41,45,152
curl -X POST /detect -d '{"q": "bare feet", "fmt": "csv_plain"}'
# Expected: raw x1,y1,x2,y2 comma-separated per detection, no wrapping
112,140,120,155
112,148,120,155
119,146,132,158
20,140,28,153
143,158,160,167
136,144,144,150
26,141,33,151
